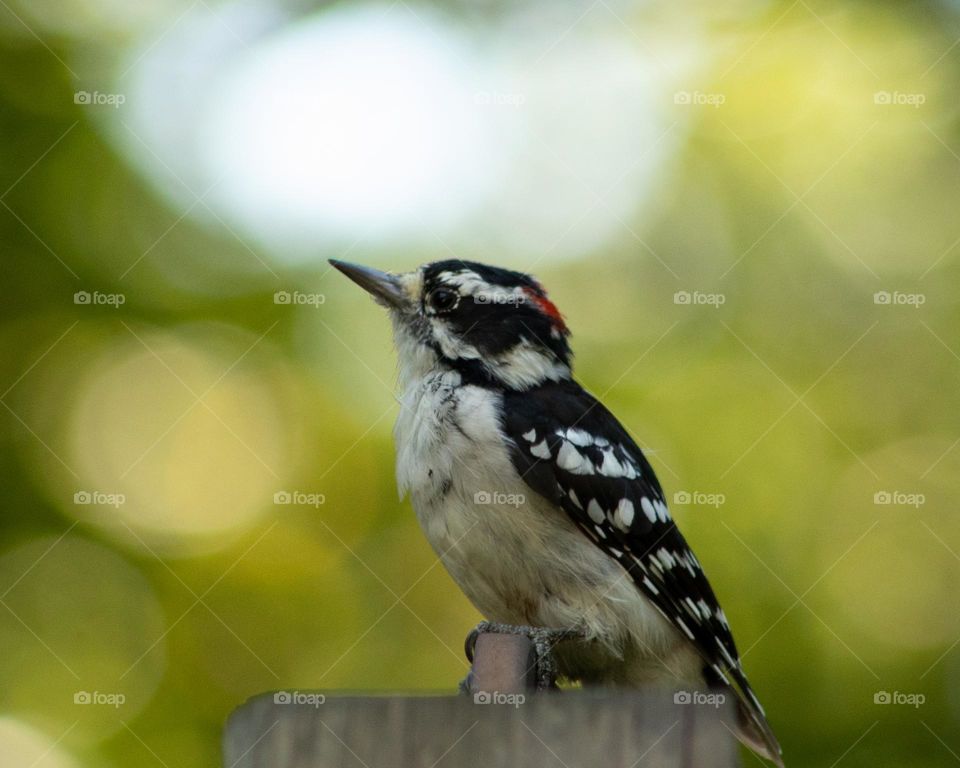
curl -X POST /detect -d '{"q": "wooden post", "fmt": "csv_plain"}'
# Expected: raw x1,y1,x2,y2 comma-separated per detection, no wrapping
223,635,741,767
224,691,739,767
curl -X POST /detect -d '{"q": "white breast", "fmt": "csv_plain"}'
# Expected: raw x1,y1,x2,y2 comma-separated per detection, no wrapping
392,370,691,684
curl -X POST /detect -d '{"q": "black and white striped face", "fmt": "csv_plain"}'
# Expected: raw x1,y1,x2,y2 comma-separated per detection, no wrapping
332,259,573,390
414,261,572,382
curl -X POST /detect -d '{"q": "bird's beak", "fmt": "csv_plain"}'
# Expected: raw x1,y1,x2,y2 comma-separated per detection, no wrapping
329,260,410,310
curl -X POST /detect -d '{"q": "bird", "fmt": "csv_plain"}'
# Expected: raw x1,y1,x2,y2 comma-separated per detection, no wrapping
330,258,784,766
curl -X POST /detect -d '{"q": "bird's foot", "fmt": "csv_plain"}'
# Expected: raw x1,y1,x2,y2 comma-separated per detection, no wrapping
463,621,584,692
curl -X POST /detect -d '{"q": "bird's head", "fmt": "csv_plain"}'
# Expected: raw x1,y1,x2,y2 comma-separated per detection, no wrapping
330,259,572,390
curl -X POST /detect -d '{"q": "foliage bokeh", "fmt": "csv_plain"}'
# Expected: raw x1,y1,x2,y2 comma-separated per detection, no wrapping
2,1,960,766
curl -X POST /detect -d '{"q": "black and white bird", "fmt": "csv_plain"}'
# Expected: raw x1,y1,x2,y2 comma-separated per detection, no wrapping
331,258,783,766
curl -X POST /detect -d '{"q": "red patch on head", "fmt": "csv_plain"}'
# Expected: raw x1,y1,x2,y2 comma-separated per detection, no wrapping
522,286,568,334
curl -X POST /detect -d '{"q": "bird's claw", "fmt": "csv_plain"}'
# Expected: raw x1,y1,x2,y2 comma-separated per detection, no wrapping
462,621,584,692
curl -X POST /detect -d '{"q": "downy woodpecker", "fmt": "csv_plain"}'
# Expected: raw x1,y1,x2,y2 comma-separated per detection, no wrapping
331,258,783,766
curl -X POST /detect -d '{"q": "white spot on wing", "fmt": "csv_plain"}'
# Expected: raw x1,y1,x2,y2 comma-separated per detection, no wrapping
587,499,605,525
712,663,730,685
656,548,676,569
530,440,551,459
675,617,696,640
615,498,635,529
697,599,712,620
598,449,626,477
718,643,738,669
564,428,593,447
746,687,765,715
653,499,670,522
640,497,657,523
522,429,537,442
557,440,593,474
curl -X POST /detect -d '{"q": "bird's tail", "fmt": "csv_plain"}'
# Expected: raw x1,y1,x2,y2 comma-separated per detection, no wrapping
727,668,784,767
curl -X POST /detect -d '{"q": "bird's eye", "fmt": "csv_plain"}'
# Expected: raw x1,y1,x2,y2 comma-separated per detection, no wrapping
427,288,458,313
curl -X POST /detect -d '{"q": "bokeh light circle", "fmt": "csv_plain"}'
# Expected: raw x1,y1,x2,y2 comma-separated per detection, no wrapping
62,325,298,554
202,5,497,248
0,718,80,768
0,536,166,743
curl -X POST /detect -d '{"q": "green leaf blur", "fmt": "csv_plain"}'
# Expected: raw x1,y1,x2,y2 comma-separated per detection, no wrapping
1,1,959,766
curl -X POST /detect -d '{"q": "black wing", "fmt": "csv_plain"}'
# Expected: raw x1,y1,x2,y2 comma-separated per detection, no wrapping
500,379,781,761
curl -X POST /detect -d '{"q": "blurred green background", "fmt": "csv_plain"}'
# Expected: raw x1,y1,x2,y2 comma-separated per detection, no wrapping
2,0,960,765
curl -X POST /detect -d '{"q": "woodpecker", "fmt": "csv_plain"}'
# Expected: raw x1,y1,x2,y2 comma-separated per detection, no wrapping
331,258,783,766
